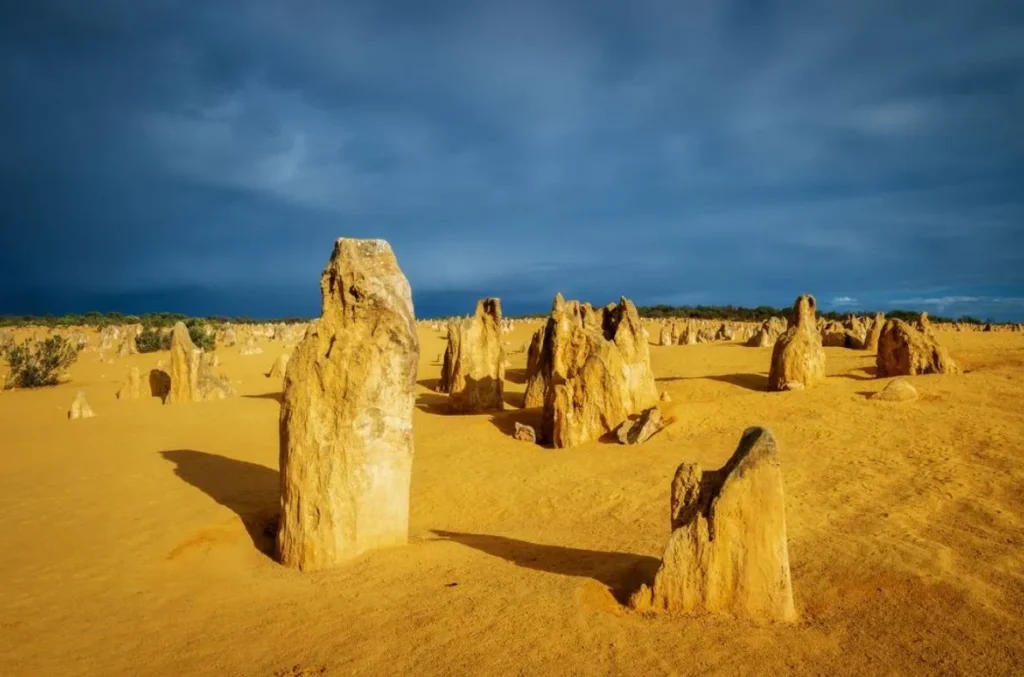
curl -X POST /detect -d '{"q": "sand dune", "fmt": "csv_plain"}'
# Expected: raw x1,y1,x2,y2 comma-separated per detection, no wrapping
2,326,1023,675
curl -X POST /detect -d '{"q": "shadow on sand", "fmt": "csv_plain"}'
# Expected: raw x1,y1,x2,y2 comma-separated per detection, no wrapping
432,530,659,603
243,392,283,403
835,365,878,381
160,449,279,557
656,372,768,392
418,378,442,391
488,407,544,437
505,368,529,385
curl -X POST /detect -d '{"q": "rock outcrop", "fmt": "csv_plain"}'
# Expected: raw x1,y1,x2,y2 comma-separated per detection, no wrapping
68,391,95,420
820,321,847,347
118,337,138,357
522,325,548,408
240,336,263,355
768,295,826,391
278,238,419,571
863,312,885,351
747,317,787,347
536,296,659,448
267,354,290,379
437,322,458,394
916,312,935,337
630,427,796,622
659,324,673,347
166,322,234,404
116,366,142,400
680,322,698,346
443,298,505,413
876,319,960,377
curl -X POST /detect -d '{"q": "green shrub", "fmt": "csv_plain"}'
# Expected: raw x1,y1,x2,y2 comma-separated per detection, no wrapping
3,335,83,388
186,320,216,351
135,327,169,353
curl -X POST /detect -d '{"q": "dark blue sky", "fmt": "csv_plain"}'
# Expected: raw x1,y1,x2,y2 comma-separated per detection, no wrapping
2,1,1023,320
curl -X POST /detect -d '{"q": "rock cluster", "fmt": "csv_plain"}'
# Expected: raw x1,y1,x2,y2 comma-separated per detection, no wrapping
630,427,796,621
820,321,846,347
876,319,960,377
768,295,826,391
278,238,419,571
746,317,787,347
526,294,658,448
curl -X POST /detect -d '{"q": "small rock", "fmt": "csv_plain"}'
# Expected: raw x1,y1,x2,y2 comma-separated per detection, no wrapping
514,422,537,444
659,391,671,403
616,407,664,445
871,378,918,402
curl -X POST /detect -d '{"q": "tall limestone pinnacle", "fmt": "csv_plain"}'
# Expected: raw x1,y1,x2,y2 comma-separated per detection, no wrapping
277,238,419,571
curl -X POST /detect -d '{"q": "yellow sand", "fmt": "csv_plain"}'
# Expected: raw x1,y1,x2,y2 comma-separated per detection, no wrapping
2,326,1024,676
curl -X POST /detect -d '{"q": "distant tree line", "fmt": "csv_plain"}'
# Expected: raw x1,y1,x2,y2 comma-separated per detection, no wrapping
0,312,310,329
0,307,999,327
634,305,991,325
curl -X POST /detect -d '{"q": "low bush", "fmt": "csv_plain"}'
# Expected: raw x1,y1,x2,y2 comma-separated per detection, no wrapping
3,335,83,388
135,327,169,353
186,320,216,351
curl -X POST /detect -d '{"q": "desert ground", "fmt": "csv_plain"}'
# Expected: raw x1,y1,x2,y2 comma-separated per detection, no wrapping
2,324,1023,676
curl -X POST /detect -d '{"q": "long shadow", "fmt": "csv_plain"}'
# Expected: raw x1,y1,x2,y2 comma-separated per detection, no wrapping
417,391,452,415
834,373,875,382
160,449,279,558
149,369,170,403
655,372,768,392
432,530,659,603
505,368,528,385
417,378,442,391
706,372,768,391
502,390,525,408
243,392,283,403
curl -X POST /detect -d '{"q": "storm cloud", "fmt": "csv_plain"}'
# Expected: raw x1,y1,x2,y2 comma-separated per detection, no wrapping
1,0,1023,319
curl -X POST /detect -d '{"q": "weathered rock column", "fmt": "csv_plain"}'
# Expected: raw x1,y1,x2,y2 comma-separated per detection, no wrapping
631,427,796,621
768,295,826,391
445,298,505,413
277,238,419,571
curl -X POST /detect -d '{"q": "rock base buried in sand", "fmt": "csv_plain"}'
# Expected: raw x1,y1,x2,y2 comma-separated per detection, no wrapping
877,319,960,377
631,427,796,622
616,407,663,445
871,379,918,402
